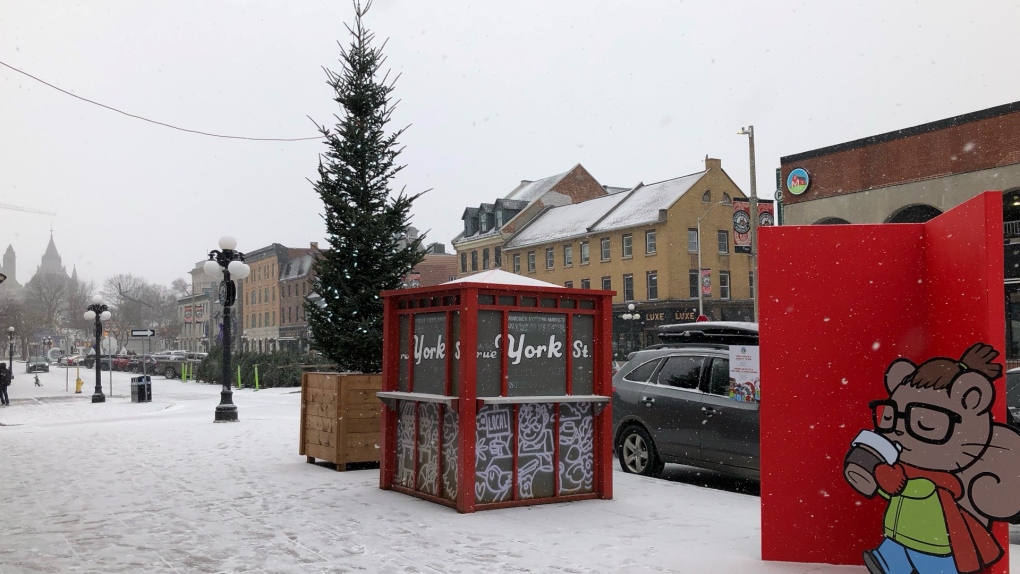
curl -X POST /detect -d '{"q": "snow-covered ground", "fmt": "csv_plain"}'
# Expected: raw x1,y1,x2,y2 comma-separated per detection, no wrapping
2,365,1018,573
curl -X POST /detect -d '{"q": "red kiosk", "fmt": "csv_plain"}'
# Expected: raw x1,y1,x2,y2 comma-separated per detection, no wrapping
378,270,614,513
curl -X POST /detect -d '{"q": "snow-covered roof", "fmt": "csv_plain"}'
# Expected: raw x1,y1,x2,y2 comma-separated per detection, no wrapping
590,171,705,232
442,269,563,288
503,193,629,249
503,170,572,203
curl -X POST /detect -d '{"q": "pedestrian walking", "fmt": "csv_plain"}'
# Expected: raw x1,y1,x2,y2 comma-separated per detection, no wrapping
34,373,42,387
0,363,10,406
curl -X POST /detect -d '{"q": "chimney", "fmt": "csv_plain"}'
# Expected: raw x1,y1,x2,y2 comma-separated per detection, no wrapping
427,242,446,255
705,157,722,171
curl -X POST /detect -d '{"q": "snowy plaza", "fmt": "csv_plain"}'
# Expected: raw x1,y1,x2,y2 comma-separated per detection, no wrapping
0,367,1017,573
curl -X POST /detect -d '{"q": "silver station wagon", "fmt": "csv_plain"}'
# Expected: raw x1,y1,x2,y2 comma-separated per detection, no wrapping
612,322,760,479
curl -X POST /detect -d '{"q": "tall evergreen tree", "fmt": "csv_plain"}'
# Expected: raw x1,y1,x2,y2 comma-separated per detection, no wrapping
307,0,424,373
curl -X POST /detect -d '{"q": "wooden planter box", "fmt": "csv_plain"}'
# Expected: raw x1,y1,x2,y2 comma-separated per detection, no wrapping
299,372,382,470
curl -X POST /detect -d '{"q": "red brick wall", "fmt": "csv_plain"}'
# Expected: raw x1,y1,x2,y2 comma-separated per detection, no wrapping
781,109,1020,205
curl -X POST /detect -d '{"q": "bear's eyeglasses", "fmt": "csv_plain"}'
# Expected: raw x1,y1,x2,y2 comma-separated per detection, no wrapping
869,400,963,445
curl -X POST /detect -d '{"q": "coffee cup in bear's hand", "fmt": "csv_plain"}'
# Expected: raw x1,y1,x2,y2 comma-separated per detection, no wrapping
844,446,881,497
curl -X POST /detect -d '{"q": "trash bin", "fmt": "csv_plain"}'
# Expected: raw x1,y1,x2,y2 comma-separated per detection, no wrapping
131,376,152,403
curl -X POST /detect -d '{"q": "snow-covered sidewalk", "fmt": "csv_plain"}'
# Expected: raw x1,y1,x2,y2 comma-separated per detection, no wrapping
0,368,1015,573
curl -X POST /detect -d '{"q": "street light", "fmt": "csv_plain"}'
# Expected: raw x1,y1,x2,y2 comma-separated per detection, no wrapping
84,295,111,403
738,125,758,322
204,236,251,423
697,201,731,320
620,303,641,355
7,326,14,376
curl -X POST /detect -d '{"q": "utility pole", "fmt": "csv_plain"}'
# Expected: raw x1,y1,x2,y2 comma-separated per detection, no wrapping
739,126,759,322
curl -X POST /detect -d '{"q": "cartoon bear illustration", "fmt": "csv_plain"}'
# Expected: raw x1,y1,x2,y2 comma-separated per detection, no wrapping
843,343,1020,574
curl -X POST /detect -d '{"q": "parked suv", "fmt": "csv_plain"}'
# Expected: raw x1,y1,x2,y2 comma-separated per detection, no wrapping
612,322,760,479
1005,368,1020,428
127,355,159,374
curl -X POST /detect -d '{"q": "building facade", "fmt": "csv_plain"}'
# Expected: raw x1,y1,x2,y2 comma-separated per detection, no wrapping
279,250,315,352
503,158,753,357
452,164,612,278
236,244,313,353
778,100,1020,359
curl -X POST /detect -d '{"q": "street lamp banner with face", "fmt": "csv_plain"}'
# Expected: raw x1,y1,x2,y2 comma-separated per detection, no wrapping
733,199,775,254
184,305,193,324
701,269,712,298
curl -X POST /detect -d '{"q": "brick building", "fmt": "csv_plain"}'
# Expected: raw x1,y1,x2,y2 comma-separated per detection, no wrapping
401,243,457,288
279,248,316,352
503,158,752,356
778,100,1020,358
238,244,312,353
452,164,612,278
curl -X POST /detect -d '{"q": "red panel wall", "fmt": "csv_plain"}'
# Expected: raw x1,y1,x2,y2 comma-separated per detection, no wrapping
759,192,1007,570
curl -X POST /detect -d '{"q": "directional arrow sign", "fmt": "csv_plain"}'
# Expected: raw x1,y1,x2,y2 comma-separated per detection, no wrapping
130,329,156,338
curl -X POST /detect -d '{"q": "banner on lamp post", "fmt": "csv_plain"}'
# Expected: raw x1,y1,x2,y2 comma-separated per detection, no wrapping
701,269,712,298
183,305,193,324
733,199,776,254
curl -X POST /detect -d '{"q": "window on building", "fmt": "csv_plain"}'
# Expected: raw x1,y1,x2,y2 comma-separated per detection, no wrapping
461,252,467,273
259,314,263,327
689,270,699,298
749,270,755,300
723,192,732,203
471,251,478,271
702,190,711,202
688,229,699,253
272,311,276,326
580,242,590,264
265,312,269,327
718,230,729,254
565,281,573,288
527,251,536,273
645,230,656,254
720,271,730,300
564,245,573,266
494,247,501,267
513,253,521,273
623,274,634,301
601,238,611,261
622,234,633,258
581,278,590,289
545,248,554,270
273,286,276,302
647,271,658,300
602,276,611,291
483,248,490,270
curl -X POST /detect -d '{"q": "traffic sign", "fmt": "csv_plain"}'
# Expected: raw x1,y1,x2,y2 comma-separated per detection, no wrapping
130,329,156,338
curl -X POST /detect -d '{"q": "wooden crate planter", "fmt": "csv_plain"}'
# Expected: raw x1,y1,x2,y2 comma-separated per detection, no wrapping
300,372,383,470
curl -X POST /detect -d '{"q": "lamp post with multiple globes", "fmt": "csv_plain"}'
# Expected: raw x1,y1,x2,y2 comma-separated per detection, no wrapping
84,295,111,403
203,236,251,423
620,303,642,356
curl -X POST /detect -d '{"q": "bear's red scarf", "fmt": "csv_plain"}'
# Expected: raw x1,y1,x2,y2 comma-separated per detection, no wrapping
902,464,1002,573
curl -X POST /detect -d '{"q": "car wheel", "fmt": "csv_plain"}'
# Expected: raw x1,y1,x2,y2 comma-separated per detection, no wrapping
164,367,177,379
618,425,665,477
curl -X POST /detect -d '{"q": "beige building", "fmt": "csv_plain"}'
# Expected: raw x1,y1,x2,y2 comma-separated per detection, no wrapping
452,164,612,278
238,244,309,353
503,158,753,357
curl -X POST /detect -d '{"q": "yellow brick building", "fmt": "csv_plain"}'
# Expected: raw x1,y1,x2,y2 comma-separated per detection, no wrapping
502,158,753,357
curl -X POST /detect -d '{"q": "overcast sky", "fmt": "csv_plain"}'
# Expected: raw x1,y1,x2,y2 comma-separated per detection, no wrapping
2,1,1019,290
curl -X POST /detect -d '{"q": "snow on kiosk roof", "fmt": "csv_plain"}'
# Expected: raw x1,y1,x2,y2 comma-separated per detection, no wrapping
441,269,563,288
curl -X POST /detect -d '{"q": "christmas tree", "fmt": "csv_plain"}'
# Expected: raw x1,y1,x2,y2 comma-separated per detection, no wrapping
307,0,424,373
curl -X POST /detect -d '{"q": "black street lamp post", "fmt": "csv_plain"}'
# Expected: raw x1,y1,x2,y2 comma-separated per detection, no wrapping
7,326,14,375
84,295,111,403
620,303,642,355
203,236,251,423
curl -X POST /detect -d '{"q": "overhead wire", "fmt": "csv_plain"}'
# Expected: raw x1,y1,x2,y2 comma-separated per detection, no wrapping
0,58,321,142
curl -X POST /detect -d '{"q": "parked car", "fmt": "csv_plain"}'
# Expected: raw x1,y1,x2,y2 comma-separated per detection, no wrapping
58,354,83,366
83,356,113,370
612,321,760,479
127,355,160,374
110,355,132,371
27,356,49,373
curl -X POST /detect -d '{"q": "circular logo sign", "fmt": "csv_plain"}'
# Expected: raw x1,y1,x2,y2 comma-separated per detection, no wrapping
787,168,810,195
760,212,775,226
701,274,711,287
733,210,751,234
